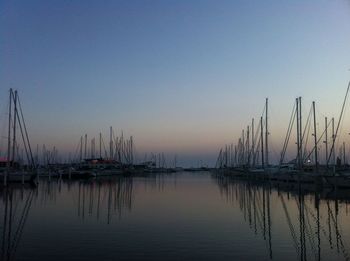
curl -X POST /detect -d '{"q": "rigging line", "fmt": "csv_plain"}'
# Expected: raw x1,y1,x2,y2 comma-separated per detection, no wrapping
280,103,296,165
10,191,34,261
327,81,350,165
14,111,30,166
303,204,328,239
301,104,313,161
301,104,313,143
303,206,317,259
17,96,35,167
328,204,350,260
9,190,32,253
280,194,300,259
302,117,311,161
254,189,267,235
338,89,350,140
305,120,332,161
249,119,262,165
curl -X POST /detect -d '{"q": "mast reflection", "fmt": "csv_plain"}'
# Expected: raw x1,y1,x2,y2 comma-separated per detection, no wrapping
76,177,134,223
1,186,35,261
213,175,350,261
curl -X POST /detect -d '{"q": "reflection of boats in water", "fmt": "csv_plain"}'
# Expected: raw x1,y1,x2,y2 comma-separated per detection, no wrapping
76,177,134,223
213,174,350,261
0,186,35,260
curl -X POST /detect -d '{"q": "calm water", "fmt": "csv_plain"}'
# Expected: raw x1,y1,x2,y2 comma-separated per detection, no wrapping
1,171,350,261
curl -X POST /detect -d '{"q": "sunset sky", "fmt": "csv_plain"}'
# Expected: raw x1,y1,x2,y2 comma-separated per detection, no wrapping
1,0,350,166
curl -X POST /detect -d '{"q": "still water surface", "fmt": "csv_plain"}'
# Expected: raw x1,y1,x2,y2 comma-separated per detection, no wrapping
1,171,350,260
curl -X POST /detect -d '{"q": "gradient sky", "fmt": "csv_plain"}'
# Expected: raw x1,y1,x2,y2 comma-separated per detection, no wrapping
1,0,350,166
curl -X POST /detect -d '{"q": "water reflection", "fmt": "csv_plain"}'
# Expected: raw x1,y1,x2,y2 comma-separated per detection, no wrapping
76,178,133,223
214,175,350,261
37,177,135,223
2,173,350,260
1,186,35,261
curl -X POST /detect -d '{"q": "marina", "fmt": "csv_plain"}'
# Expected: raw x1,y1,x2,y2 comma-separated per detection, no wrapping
1,1,350,260
215,81,350,190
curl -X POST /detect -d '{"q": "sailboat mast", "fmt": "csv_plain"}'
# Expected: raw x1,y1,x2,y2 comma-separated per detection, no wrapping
12,90,17,163
234,145,237,167
225,145,228,167
251,118,255,168
332,118,335,169
325,117,328,167
247,126,250,166
260,116,264,169
327,81,350,168
84,134,87,159
265,98,269,167
99,132,102,159
130,136,133,164
242,130,245,165
343,142,346,166
90,138,93,158
5,89,13,186
80,136,83,162
299,97,302,168
109,126,113,159
296,98,300,169
312,101,318,171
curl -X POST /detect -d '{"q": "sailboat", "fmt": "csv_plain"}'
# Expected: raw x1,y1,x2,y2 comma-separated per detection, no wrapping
0,89,37,185
318,80,350,188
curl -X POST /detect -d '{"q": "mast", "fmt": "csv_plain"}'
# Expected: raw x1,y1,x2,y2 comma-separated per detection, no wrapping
109,126,113,159
121,131,124,162
80,136,83,162
327,81,350,167
90,138,94,158
158,153,161,168
234,145,237,167
260,116,264,169
265,98,269,167
99,132,102,159
228,144,232,167
130,136,133,164
17,93,35,168
5,89,12,186
12,90,17,163
225,145,228,167
343,142,346,166
242,130,245,165
299,97,302,168
312,101,318,172
247,126,250,166
251,118,255,168
84,134,87,160
325,117,328,167
296,98,300,169
332,118,335,171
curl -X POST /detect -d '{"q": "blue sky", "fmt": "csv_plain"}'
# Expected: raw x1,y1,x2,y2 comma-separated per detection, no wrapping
0,0,350,166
